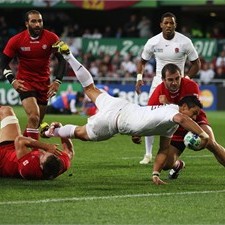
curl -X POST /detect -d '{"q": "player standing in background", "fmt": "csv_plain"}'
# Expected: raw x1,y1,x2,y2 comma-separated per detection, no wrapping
135,12,201,164
0,105,74,180
1,10,67,140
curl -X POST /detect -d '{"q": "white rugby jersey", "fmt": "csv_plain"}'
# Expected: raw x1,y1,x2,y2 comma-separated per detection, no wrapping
85,93,179,141
141,31,199,77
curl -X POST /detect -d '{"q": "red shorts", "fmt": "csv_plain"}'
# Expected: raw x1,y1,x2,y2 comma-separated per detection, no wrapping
19,80,50,105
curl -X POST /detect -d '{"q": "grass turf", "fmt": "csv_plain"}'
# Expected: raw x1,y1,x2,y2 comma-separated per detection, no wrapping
0,107,225,224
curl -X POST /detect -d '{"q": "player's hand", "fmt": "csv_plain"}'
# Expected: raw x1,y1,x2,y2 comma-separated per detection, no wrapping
48,122,62,136
131,135,142,144
48,81,60,98
152,175,167,185
159,95,169,104
12,79,29,92
198,132,209,150
135,80,144,95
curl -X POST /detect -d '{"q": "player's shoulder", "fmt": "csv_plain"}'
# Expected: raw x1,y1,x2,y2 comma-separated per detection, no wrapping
175,31,192,42
146,33,162,44
181,78,199,90
182,77,198,85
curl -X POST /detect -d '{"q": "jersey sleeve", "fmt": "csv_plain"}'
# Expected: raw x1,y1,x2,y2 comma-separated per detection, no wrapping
184,39,199,62
58,151,71,174
183,79,200,96
196,109,209,125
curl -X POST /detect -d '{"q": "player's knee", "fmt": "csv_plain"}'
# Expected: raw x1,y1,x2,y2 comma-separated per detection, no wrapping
0,106,15,119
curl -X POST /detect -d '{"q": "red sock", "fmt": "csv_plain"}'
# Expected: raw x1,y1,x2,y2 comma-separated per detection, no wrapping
25,128,39,140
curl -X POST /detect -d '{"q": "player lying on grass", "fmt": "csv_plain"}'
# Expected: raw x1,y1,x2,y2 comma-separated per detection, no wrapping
0,105,74,179
40,41,210,184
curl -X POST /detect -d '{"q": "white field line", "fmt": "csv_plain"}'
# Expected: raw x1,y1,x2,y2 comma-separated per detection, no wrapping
1,189,225,206
122,155,212,160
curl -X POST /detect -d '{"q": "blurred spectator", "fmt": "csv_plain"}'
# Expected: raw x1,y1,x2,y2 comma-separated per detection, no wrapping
115,27,123,38
46,91,85,114
103,26,113,37
124,14,138,37
92,28,102,39
82,28,92,38
181,25,192,38
214,66,225,86
121,54,137,76
210,26,224,39
216,50,225,73
137,16,153,38
199,62,215,85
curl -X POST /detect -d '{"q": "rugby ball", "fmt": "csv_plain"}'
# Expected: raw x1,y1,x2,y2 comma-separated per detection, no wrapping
184,131,201,151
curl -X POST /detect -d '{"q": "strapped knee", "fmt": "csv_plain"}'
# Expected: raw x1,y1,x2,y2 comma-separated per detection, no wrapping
1,116,18,129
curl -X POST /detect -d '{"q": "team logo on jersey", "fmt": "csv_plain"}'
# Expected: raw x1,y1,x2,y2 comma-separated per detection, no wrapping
22,160,29,166
42,44,47,50
20,47,31,51
175,48,179,53
154,48,163,53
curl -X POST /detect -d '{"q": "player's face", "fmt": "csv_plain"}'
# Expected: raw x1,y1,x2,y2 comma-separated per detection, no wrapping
26,13,43,38
163,70,181,93
180,105,201,120
160,16,176,40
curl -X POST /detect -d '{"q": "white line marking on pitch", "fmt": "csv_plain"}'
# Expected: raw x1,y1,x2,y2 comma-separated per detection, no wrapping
122,155,212,160
1,190,225,205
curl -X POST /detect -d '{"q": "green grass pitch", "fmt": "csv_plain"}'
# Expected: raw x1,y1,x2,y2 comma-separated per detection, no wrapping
0,106,225,224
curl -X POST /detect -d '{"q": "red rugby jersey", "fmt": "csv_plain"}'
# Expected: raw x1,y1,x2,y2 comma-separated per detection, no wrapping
3,29,59,82
148,78,209,141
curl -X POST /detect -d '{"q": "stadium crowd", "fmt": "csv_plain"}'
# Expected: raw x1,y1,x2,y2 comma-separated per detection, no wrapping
0,10,225,84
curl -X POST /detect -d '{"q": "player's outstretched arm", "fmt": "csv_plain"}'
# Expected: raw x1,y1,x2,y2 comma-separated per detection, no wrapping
173,113,209,149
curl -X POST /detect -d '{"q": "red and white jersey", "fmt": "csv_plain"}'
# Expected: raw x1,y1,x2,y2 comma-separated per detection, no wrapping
141,31,199,77
3,29,59,83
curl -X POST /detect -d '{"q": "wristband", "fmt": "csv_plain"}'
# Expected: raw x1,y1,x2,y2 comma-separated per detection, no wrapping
54,79,62,85
11,79,16,85
199,132,209,139
3,69,15,84
136,73,143,81
152,171,160,177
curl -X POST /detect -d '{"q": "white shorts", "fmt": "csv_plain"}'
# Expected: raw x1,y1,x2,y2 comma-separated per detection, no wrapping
86,93,129,141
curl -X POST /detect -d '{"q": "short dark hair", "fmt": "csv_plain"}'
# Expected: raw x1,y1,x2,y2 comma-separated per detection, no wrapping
161,12,176,22
25,10,41,22
178,95,203,109
42,155,62,180
161,63,181,79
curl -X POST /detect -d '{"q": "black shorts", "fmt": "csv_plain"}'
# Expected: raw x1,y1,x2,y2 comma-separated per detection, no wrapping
0,140,14,146
170,140,186,153
19,91,48,105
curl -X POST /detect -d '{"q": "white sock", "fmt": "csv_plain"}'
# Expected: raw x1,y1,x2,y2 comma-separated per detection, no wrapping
145,136,154,156
45,125,76,138
67,53,93,87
